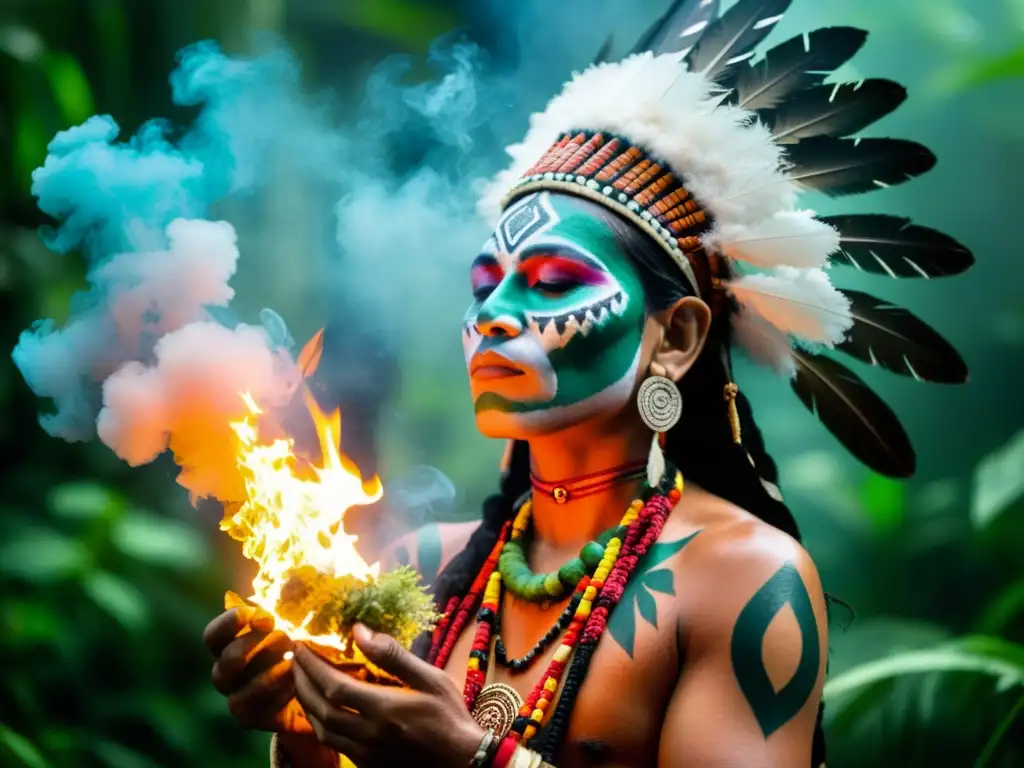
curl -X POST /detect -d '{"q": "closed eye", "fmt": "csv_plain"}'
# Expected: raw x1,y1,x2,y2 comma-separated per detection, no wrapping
471,258,504,302
519,252,609,297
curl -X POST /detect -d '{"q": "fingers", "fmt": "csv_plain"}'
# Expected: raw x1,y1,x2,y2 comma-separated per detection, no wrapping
352,624,444,692
293,645,395,715
293,663,371,758
203,606,274,657
226,656,293,721
212,630,292,694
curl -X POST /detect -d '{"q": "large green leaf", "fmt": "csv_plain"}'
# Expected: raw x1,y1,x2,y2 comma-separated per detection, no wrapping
976,581,1024,638
825,637,1024,700
0,526,88,582
825,636,1024,768
48,482,121,520
0,726,53,768
110,511,209,570
83,570,149,630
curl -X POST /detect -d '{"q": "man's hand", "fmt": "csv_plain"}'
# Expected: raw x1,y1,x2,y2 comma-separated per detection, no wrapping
203,606,311,734
293,624,486,768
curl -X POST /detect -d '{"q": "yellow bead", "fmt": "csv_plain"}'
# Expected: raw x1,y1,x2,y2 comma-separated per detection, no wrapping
575,603,592,621
594,567,610,582
524,725,537,741
584,586,597,601
530,709,544,723
554,645,572,664
675,473,684,492
544,678,558,692
631,499,644,510
467,657,480,670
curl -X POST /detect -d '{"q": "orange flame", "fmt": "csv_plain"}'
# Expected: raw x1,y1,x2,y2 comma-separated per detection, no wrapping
220,387,382,652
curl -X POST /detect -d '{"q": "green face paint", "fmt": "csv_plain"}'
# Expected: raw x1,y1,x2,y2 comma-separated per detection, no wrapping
463,192,647,436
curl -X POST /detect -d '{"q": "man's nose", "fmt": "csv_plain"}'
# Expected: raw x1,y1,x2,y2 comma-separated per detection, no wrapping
475,309,524,338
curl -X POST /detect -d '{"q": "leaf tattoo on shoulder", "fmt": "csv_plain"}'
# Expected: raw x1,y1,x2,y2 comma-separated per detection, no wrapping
607,532,700,658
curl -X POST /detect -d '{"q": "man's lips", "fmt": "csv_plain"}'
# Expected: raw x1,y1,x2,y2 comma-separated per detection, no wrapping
470,353,526,381
472,365,525,381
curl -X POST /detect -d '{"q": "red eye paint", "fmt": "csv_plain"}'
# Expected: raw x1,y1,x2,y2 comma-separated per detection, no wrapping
520,255,607,289
471,262,504,293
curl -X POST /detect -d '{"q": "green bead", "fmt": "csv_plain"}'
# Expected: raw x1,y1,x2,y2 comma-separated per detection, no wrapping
502,541,527,558
526,575,548,601
543,572,565,598
558,558,588,587
580,541,606,568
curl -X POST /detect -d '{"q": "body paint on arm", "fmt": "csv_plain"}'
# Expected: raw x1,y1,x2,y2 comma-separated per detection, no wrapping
730,562,821,739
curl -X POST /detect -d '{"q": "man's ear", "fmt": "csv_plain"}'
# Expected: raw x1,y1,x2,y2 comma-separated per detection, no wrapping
650,296,712,382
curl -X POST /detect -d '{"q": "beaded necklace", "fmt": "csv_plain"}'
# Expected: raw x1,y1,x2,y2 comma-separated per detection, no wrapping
429,466,683,753
497,505,626,603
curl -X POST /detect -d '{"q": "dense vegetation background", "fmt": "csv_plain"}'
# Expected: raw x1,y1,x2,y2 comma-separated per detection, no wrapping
1,1,1022,767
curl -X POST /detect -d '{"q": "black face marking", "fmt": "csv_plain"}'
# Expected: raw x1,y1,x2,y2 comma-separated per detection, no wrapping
731,562,821,739
607,533,699,658
498,195,553,253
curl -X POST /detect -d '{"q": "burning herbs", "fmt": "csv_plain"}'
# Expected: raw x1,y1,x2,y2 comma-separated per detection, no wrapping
277,565,437,651
220,385,436,661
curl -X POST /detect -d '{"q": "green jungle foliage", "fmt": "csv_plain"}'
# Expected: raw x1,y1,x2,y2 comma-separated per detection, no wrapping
1,1,1022,767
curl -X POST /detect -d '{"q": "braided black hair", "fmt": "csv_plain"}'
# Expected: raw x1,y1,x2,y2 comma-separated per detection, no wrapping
414,193,827,766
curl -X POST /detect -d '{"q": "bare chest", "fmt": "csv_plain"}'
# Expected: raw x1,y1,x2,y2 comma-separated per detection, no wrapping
441,586,684,768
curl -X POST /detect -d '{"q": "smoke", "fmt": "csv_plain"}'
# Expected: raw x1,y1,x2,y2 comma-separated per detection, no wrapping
11,3,645,513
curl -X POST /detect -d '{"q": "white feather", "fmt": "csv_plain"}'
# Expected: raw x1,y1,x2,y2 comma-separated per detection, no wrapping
731,309,797,377
725,267,852,346
647,433,666,488
703,210,839,269
479,53,796,229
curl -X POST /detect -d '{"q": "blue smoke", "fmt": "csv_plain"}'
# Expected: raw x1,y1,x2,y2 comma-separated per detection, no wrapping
10,4,640,505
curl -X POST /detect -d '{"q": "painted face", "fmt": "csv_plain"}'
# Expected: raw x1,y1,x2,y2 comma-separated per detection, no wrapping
463,192,647,437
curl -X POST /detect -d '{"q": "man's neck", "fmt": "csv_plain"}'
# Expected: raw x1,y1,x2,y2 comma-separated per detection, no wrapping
526,418,651,550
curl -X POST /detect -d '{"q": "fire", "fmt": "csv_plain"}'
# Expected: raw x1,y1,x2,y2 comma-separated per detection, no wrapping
220,388,383,652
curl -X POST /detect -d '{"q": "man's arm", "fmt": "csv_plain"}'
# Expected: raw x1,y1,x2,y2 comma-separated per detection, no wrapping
378,520,481,589
658,532,828,768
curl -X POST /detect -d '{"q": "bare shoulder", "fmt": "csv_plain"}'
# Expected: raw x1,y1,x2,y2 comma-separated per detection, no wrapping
379,519,481,588
664,487,826,651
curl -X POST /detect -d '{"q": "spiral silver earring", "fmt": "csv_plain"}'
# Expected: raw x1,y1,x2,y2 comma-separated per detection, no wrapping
637,375,683,433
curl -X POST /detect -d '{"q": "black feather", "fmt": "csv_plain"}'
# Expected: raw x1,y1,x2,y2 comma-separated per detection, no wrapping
822,214,974,278
838,290,967,384
684,0,792,82
761,79,907,143
593,35,615,65
791,349,915,477
723,27,868,109
785,137,936,197
631,0,720,56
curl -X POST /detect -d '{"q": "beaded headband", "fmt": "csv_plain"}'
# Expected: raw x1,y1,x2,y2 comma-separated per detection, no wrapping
500,132,713,299
477,0,974,479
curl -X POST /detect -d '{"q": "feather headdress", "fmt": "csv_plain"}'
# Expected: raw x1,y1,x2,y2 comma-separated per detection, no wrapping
480,0,972,478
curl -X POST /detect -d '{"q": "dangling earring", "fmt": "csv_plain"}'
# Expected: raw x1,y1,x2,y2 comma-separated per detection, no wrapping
637,375,683,487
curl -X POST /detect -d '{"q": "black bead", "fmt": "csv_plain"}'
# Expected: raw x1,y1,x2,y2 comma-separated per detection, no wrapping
477,607,496,623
